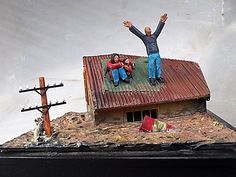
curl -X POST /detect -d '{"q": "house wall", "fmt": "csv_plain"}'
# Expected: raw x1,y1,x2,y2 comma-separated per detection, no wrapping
83,68,96,125
158,98,206,118
95,110,124,124
94,99,206,124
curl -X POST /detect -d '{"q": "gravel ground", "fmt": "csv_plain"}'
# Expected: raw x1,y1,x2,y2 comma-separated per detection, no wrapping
3,112,236,148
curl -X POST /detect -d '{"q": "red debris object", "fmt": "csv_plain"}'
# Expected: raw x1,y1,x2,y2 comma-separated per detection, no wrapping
140,115,175,132
139,115,156,132
166,123,174,130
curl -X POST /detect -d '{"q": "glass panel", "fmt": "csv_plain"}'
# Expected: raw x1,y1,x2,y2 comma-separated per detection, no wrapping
151,109,157,118
134,111,141,121
126,112,133,122
142,110,150,118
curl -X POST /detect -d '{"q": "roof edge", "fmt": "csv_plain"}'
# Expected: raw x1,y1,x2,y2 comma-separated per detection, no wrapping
94,96,210,112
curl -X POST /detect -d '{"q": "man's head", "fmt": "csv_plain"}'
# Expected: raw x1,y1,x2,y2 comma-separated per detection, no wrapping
124,58,130,64
144,26,152,36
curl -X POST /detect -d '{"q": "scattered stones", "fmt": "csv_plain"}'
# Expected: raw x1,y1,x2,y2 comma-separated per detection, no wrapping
2,112,236,148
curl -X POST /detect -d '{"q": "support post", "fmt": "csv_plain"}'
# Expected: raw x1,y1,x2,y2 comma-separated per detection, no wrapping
39,77,52,137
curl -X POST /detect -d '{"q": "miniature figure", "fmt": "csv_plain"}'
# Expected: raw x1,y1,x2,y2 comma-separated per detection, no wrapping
123,13,168,86
33,116,45,143
120,58,135,79
105,53,130,87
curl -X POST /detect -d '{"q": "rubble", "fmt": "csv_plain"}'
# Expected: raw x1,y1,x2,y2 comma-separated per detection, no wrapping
2,112,236,148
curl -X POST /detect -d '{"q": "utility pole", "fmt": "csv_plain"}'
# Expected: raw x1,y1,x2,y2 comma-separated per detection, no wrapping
39,77,52,136
19,76,66,137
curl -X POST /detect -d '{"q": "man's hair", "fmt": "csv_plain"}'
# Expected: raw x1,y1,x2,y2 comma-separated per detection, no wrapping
123,58,130,64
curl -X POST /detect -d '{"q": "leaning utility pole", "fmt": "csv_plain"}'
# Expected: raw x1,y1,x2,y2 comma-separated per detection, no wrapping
19,76,66,137
39,77,52,136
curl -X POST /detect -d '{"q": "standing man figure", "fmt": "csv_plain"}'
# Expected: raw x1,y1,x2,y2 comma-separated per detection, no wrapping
123,13,168,86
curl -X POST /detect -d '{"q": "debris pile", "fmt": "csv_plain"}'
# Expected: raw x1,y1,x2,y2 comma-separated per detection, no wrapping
2,112,236,148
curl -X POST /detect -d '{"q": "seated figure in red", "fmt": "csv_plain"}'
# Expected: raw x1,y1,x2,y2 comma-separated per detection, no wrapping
121,58,135,79
105,53,130,87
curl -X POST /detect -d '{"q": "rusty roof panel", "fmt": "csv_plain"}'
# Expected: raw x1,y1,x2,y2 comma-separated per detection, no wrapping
83,54,210,110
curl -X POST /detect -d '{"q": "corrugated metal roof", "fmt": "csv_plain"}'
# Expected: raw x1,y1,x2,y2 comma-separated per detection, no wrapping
102,58,161,92
83,54,210,110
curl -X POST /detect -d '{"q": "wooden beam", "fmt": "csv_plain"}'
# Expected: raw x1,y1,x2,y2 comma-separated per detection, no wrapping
39,77,52,137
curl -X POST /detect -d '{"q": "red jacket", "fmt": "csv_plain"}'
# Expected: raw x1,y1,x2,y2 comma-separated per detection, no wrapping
105,58,135,79
106,61,123,70
123,64,133,73
105,61,123,80
121,58,135,76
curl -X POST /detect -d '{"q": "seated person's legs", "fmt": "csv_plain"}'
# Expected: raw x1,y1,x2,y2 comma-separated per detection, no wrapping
111,69,120,87
118,67,130,83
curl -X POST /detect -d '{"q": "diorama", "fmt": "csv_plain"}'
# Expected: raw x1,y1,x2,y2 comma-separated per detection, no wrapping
1,9,236,177
2,53,236,148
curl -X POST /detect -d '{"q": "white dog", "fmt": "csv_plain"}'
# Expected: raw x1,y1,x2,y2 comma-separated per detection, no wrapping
33,117,44,143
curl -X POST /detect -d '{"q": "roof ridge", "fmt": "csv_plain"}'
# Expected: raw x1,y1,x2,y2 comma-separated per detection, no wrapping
162,58,199,65
83,54,199,65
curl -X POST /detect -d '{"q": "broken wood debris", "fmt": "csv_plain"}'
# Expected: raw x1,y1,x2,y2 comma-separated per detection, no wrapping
2,112,236,148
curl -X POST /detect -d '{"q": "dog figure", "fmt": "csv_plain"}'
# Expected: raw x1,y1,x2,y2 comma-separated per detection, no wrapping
33,116,44,143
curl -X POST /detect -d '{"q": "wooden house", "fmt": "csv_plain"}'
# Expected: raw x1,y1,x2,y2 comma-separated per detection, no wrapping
83,54,210,124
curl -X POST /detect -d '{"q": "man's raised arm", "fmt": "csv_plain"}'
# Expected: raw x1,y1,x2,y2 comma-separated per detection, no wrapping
123,20,145,40
153,13,168,38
